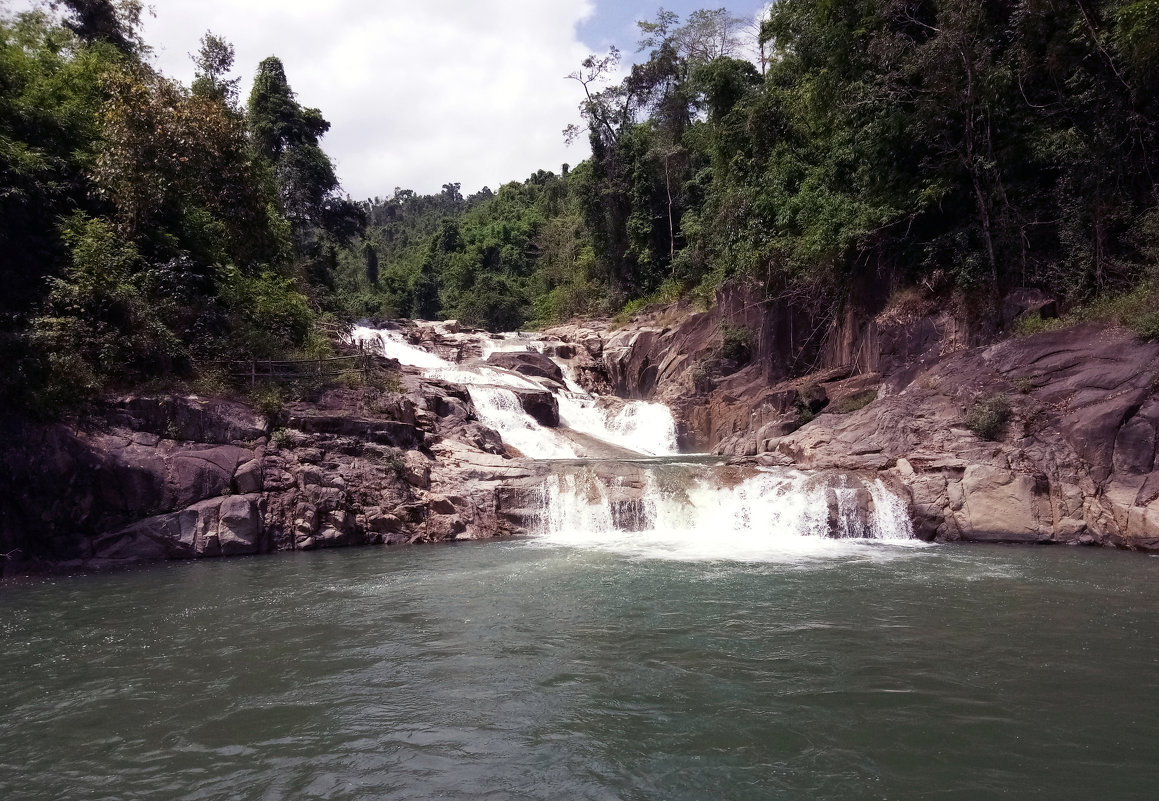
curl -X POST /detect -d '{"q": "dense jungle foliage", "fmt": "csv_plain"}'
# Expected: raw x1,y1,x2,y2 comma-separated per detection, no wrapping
338,0,1159,337
0,0,363,413
4,0,1159,414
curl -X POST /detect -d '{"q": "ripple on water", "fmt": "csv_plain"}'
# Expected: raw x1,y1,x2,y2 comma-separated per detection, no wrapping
3,543,1159,800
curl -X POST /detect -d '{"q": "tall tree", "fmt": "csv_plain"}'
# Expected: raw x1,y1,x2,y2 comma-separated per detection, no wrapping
246,56,364,248
49,0,143,53
191,31,240,108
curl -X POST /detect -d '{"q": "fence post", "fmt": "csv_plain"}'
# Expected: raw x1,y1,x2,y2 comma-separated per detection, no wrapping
250,360,256,387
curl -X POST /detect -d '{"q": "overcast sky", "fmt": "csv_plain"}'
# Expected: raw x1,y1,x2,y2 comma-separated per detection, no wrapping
11,0,767,199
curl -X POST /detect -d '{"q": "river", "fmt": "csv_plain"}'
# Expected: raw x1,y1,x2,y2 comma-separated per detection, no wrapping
4,324,1158,799
3,540,1159,800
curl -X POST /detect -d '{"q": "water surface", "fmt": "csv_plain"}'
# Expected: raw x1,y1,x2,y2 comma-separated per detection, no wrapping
2,541,1158,800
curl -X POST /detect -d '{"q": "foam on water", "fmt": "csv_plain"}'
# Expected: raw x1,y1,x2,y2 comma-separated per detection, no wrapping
351,324,679,458
535,468,918,561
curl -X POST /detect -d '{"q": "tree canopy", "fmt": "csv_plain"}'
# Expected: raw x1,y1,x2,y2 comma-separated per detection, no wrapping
5,1,1159,411
0,5,362,413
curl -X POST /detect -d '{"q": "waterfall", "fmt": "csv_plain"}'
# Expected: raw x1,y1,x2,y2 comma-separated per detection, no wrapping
469,386,578,460
534,467,917,560
349,321,918,555
351,324,679,458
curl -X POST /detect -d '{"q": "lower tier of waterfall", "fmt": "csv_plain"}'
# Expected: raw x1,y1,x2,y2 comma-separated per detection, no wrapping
498,461,918,559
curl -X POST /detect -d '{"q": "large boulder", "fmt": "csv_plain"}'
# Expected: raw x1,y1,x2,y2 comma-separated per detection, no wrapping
508,388,560,427
485,351,564,384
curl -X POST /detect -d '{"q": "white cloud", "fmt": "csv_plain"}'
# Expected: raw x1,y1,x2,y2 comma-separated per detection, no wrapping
135,0,597,199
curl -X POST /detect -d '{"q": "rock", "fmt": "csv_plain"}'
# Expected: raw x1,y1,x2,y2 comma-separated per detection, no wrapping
1114,416,1157,475
427,494,457,515
955,465,1047,542
109,395,267,443
218,495,262,555
485,351,564,384
287,411,424,450
508,388,560,427
234,458,264,494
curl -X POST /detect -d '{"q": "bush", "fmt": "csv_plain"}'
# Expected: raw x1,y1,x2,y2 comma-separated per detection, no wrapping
832,388,878,414
220,266,314,358
26,214,183,410
719,323,754,365
253,386,287,426
966,393,1012,441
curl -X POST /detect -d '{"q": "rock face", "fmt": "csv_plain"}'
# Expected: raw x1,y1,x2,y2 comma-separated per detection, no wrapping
544,297,1159,551
0,370,537,575
485,351,564,384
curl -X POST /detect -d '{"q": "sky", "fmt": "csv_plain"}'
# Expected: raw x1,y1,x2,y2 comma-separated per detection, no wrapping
10,1,768,200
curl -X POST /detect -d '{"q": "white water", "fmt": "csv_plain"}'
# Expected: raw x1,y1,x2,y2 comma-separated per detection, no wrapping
351,325,455,371
536,468,919,561
468,386,579,460
349,322,917,554
350,324,677,458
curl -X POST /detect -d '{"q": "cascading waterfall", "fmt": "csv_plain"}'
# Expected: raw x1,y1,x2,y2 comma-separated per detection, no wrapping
351,324,678,459
350,322,918,556
534,467,917,560
467,386,578,460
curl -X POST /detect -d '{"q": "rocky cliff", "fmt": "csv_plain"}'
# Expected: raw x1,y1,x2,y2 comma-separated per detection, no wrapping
543,288,1159,550
0,361,533,576
4,292,1159,577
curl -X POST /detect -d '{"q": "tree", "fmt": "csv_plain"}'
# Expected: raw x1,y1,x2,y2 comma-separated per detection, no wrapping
191,31,240,108
246,56,365,246
363,241,379,285
49,0,143,53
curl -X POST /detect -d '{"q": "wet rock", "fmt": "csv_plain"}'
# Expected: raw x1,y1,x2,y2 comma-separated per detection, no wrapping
508,388,560,427
485,351,564,384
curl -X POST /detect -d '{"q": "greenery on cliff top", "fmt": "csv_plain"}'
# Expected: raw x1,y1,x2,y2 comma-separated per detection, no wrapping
337,0,1159,341
1,0,362,414
3,0,1159,414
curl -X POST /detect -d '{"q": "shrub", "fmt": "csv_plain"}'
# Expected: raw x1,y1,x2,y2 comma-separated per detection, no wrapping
26,214,183,410
832,388,878,414
689,359,714,393
719,323,754,365
1014,312,1066,336
966,393,1012,441
253,386,287,426
270,428,292,449
368,369,404,394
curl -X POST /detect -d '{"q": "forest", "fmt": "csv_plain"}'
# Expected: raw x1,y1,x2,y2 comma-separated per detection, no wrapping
3,0,1159,414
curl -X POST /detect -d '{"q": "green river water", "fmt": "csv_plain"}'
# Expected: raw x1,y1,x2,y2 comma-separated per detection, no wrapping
2,539,1158,800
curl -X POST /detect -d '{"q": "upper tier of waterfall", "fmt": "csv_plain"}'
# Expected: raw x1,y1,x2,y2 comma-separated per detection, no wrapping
350,323,679,459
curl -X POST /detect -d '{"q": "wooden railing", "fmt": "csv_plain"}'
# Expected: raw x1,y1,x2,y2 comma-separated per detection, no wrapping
209,350,374,386
207,322,379,385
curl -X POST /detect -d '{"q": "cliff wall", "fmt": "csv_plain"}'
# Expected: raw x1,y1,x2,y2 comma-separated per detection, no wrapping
544,289,1159,550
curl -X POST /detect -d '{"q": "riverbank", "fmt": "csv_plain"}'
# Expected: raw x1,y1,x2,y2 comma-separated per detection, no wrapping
3,293,1158,577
